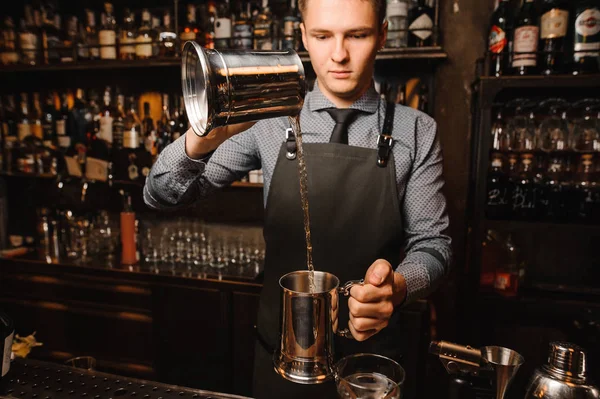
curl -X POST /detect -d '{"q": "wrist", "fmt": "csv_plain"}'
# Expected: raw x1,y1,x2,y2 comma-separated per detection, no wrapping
184,129,221,159
392,271,407,307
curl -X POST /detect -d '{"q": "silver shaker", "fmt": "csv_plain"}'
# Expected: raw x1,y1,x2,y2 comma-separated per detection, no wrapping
524,341,599,399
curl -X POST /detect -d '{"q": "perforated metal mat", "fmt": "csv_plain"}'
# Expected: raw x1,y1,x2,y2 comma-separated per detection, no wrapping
0,359,251,399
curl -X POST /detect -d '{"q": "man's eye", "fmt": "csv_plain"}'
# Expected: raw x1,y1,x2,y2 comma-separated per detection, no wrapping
315,35,327,40
351,34,367,39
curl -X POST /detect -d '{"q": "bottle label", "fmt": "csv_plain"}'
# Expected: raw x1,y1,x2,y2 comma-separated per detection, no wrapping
31,123,43,139
387,2,408,17
512,25,539,67
1,122,8,137
99,115,114,143
65,156,83,177
284,20,295,36
2,331,13,377
180,31,197,41
541,9,568,38
215,18,232,38
123,130,139,149
120,36,136,55
491,158,503,168
408,14,433,40
233,24,253,48
85,157,108,182
58,136,71,148
99,30,117,59
18,123,31,140
576,8,600,37
19,32,37,63
489,25,507,53
136,36,153,57
56,120,66,135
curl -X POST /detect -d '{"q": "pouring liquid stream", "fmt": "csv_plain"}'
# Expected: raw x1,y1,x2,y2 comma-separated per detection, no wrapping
288,115,315,294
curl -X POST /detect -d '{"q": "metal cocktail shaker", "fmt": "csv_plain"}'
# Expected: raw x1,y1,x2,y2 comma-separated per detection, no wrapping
181,41,307,137
524,342,599,399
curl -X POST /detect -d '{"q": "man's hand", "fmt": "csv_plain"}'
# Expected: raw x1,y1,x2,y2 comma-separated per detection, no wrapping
185,122,256,159
348,259,407,341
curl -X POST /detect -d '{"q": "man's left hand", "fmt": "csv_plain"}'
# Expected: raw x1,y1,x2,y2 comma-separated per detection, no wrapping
348,259,407,341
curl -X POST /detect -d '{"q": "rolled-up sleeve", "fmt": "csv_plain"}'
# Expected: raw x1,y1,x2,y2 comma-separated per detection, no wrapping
144,127,261,210
396,117,452,305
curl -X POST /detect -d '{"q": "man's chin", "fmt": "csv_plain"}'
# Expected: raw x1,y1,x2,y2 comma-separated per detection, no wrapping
321,79,361,100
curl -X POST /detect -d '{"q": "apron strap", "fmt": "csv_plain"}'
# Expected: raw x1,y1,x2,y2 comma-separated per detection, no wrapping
377,102,396,168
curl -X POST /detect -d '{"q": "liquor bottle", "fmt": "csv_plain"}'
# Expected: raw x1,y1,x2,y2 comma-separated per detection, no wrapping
41,2,61,64
98,2,117,60
136,9,154,59
17,93,31,142
512,153,538,220
253,0,273,50
233,3,253,49
61,16,77,63
572,0,600,74
493,234,524,297
203,2,216,49
386,0,409,48
282,0,300,50
3,95,18,172
544,152,569,221
119,9,136,61
142,102,157,157
571,98,600,152
486,151,512,219
83,9,99,60
407,0,434,47
539,0,569,75
151,15,161,57
113,97,152,183
30,92,43,140
98,86,114,145
19,7,39,65
113,94,125,150
215,0,232,49
488,0,512,76
180,4,200,49
56,92,70,151
1,17,19,65
42,92,56,148
157,94,172,154
159,12,178,57
572,153,600,222
512,0,539,75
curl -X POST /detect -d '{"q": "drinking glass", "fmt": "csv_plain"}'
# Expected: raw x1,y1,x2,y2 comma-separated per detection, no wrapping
65,356,96,370
335,353,405,399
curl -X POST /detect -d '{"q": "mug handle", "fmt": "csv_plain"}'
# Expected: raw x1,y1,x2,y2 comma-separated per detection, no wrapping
336,279,365,339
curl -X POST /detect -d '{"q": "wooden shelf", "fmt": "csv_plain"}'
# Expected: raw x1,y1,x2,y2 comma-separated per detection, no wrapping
0,47,448,74
231,181,263,188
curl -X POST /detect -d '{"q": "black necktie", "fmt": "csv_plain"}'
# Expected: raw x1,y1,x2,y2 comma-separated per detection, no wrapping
324,108,360,144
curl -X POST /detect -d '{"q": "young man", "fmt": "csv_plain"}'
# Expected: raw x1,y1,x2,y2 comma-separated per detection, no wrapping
144,0,452,395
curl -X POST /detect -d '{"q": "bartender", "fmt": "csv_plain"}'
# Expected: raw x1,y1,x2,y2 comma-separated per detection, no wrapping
143,0,452,395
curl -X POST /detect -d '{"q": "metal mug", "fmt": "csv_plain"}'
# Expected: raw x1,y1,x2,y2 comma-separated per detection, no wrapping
274,270,364,384
181,41,307,137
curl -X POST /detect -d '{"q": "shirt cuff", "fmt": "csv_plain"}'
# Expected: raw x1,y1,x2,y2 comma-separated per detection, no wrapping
395,251,443,306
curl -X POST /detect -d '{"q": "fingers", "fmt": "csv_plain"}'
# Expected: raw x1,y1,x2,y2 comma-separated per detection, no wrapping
348,296,395,319
350,281,394,303
348,314,388,342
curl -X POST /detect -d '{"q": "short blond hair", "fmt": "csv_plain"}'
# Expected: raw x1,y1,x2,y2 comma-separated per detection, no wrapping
298,0,387,26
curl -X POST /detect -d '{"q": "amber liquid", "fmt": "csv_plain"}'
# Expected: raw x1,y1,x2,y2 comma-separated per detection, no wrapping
288,115,315,293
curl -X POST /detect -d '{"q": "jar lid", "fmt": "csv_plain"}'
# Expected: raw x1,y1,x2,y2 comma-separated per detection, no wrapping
547,341,587,380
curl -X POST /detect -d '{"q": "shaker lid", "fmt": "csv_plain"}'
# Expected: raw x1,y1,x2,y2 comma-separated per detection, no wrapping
547,341,587,380
182,41,211,137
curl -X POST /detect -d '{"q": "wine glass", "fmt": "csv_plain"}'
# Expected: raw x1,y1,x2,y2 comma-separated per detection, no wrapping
335,353,405,399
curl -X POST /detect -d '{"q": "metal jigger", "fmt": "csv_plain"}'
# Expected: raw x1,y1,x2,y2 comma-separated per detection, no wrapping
429,340,524,399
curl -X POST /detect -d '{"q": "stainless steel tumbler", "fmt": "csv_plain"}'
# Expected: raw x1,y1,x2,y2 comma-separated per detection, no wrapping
181,41,307,137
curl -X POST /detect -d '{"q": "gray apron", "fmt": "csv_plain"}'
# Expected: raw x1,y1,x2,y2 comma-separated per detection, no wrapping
253,103,405,398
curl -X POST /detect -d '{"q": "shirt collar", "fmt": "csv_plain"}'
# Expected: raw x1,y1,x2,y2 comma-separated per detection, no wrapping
307,80,380,114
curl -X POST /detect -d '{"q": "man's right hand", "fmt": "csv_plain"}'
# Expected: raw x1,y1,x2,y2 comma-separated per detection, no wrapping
185,121,256,159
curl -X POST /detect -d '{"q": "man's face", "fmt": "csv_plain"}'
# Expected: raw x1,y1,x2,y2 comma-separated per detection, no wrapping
301,0,386,106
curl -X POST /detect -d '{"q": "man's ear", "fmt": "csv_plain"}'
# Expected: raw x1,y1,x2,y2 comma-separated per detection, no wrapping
300,22,308,52
379,20,388,50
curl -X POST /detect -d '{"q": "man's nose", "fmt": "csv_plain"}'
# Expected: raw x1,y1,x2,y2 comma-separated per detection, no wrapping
331,38,349,63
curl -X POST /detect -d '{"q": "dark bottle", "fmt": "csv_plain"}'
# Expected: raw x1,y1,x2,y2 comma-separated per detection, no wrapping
486,151,512,219
544,154,569,221
488,0,512,76
512,0,539,75
572,0,600,74
512,153,538,220
407,0,434,47
572,153,600,222
112,94,125,150
41,2,61,64
539,0,569,75
41,92,57,148
0,311,14,379
157,94,172,154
